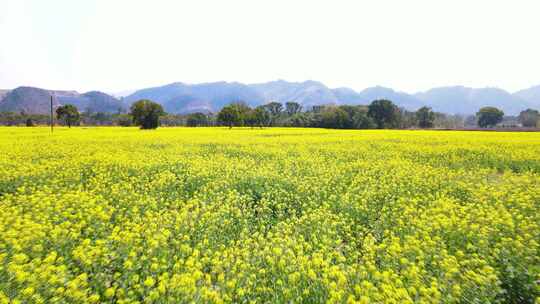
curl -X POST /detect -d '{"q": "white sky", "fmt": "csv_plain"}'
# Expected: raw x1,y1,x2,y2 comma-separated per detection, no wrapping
1,0,539,93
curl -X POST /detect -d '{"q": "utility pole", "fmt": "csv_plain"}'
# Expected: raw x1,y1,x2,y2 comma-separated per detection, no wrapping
50,95,54,133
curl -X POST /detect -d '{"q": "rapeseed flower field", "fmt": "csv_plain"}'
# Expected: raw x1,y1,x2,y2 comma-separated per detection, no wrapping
0,127,539,303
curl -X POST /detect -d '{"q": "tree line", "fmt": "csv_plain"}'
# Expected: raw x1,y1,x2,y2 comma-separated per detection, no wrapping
127,99,539,129
212,101,538,130
1,99,539,130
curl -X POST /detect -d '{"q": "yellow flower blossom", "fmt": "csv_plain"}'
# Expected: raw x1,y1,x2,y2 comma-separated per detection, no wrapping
0,127,538,303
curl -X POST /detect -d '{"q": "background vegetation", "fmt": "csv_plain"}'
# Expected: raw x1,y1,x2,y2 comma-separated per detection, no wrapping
2,99,538,130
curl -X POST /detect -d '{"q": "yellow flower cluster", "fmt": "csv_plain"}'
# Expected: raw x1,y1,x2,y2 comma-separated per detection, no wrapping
0,127,539,303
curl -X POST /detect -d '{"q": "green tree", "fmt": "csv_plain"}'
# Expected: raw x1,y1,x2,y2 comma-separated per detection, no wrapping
476,107,504,128
416,106,435,128
367,99,399,129
518,108,539,127
337,105,360,129
318,106,349,129
397,108,417,129
218,102,251,128
234,102,251,126
264,102,283,126
244,106,272,128
264,102,283,116
285,102,302,116
286,112,310,127
253,106,270,128
337,105,374,129
244,109,258,128
352,111,376,129
56,104,80,128
130,99,165,129
186,112,209,127
218,105,239,128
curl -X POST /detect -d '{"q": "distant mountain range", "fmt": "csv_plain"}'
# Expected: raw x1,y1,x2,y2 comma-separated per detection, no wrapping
0,87,125,114
1,80,540,115
123,80,540,115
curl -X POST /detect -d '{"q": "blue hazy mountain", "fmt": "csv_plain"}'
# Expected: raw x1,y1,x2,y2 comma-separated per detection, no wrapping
0,86,124,114
0,87,61,114
124,81,428,113
250,80,339,108
514,85,540,109
59,91,126,113
357,86,426,110
2,81,539,115
415,86,532,115
126,80,535,114
124,82,264,113
331,87,365,104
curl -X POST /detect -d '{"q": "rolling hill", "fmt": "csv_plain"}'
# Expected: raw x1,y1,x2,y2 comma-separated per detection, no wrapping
2,81,539,115
124,81,427,113
250,80,339,108
124,81,538,115
514,85,540,108
0,87,125,114
124,82,264,113
415,86,532,115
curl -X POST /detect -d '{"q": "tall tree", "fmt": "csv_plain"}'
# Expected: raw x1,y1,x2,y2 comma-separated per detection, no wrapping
416,106,435,128
338,105,362,129
367,99,399,129
476,107,504,128
287,113,310,127
130,99,165,129
56,104,80,128
264,102,283,126
352,111,376,129
285,102,302,116
318,106,349,129
244,109,257,128
253,106,270,128
264,102,283,116
518,108,539,127
218,105,240,128
397,108,417,129
217,102,251,128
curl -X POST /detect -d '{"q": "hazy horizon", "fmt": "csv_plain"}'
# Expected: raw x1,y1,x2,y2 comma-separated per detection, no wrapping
1,79,539,97
2,0,539,94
